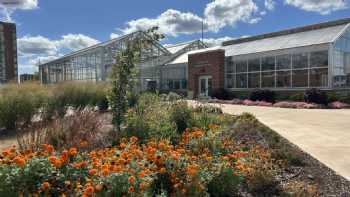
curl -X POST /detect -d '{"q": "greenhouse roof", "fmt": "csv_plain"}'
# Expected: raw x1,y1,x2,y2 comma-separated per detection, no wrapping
222,18,350,57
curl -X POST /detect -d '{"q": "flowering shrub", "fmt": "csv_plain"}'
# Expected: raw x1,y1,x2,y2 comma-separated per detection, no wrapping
328,101,350,109
0,124,274,197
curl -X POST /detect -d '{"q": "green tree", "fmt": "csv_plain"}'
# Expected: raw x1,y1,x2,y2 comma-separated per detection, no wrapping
108,27,164,133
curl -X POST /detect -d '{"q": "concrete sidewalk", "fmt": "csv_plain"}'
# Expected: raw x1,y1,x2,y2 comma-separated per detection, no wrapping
198,102,350,180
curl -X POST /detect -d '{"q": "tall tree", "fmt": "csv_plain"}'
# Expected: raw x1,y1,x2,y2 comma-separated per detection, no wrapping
108,28,164,133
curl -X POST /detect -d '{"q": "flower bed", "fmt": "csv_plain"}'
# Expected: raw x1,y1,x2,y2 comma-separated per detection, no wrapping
0,126,273,196
208,99,350,109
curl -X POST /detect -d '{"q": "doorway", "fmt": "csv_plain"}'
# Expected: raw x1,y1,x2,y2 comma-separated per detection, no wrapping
198,75,212,98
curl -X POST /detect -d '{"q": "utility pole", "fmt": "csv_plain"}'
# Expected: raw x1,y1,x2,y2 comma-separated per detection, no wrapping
201,19,204,42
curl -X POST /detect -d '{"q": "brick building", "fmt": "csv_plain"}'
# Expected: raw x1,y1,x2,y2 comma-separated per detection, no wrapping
0,21,17,84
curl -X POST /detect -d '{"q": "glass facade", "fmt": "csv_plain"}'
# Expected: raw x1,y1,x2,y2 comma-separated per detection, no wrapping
226,49,329,89
160,64,187,91
39,31,171,85
332,26,350,88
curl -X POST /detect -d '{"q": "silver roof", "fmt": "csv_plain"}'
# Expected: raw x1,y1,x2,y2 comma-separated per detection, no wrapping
165,40,199,54
222,23,349,57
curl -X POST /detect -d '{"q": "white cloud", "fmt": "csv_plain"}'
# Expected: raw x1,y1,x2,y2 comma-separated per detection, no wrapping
27,55,62,65
18,35,58,56
204,0,259,32
110,33,121,39
119,9,205,36
284,0,348,15
0,0,38,9
265,0,275,10
18,34,99,74
203,36,235,47
0,0,38,21
18,34,99,57
114,0,261,37
56,34,99,51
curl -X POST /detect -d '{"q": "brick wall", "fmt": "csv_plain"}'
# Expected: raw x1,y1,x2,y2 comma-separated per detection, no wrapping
2,23,17,82
188,49,225,97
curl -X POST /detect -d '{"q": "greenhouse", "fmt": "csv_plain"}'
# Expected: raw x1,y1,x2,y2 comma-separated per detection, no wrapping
221,18,350,91
39,18,350,97
38,31,207,92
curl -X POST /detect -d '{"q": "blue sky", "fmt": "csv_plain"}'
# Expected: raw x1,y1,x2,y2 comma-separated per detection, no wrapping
0,0,350,74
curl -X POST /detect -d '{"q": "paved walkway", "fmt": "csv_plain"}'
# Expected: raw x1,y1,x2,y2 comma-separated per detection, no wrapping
196,102,350,180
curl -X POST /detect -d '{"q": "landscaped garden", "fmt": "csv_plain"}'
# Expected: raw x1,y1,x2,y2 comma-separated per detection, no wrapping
0,83,350,196
208,88,350,109
0,30,349,196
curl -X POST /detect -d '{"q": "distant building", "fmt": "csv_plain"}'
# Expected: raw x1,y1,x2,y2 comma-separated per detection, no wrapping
0,21,17,84
19,73,37,83
39,18,350,97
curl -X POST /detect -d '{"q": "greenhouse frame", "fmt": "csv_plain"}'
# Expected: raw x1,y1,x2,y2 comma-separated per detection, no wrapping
39,18,350,97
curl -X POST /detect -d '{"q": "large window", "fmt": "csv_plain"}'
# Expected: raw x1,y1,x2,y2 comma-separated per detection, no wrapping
292,69,308,87
292,53,308,69
276,54,291,70
277,71,291,88
225,49,331,89
226,59,235,73
262,56,275,71
261,72,275,88
310,51,328,68
248,58,260,72
248,73,260,88
226,74,235,88
236,73,247,88
333,27,350,88
310,68,328,87
236,60,247,73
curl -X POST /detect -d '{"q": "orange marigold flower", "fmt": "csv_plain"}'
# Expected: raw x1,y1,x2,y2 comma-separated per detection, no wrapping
128,176,135,183
186,165,198,177
48,156,57,163
138,171,146,178
159,167,166,174
88,169,98,176
60,150,69,162
130,136,138,144
84,185,94,195
42,181,50,191
128,186,135,193
101,168,109,176
53,159,62,168
158,142,165,150
208,124,220,130
80,141,88,148
120,143,126,149
14,156,26,167
69,148,78,157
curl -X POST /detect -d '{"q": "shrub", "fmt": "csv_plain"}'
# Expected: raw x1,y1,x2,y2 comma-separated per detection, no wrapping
209,88,235,100
193,105,223,114
328,101,350,109
166,92,182,101
248,168,280,195
124,93,178,143
207,168,243,197
249,89,276,103
17,109,111,150
169,101,193,134
283,181,319,197
97,96,109,111
304,88,328,105
288,92,305,102
0,84,47,130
